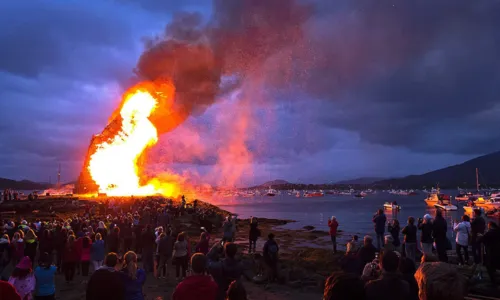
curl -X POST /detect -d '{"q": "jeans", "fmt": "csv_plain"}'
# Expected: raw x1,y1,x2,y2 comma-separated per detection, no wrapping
375,233,384,250
421,242,433,255
175,255,188,278
405,242,416,262
63,262,76,282
435,239,448,262
331,235,337,252
157,255,169,277
471,242,482,264
142,249,154,273
249,239,257,253
81,261,90,276
456,243,469,265
92,260,103,271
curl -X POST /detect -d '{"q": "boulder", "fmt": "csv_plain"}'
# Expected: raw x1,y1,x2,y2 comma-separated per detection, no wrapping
303,225,315,231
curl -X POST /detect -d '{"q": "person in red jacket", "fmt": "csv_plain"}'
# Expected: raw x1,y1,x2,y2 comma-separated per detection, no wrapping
172,253,218,300
328,216,339,253
0,280,21,300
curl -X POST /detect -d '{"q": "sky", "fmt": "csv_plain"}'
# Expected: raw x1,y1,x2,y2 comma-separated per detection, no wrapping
0,0,499,186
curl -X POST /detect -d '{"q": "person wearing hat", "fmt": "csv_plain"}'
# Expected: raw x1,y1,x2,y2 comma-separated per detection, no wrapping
8,256,35,300
328,216,339,253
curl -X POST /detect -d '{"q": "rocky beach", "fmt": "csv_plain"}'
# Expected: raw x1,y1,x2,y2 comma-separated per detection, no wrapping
1,197,340,299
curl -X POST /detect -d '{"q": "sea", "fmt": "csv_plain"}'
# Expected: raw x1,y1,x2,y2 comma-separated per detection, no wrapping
217,190,476,239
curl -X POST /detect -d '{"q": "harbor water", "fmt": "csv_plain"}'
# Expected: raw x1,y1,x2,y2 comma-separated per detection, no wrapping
218,190,475,240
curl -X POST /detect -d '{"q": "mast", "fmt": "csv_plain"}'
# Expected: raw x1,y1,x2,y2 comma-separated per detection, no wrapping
57,163,61,189
476,168,479,191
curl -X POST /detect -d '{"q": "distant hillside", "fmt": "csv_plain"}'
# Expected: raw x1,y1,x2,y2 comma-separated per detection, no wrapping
0,178,52,190
335,177,385,185
258,179,290,187
374,151,500,189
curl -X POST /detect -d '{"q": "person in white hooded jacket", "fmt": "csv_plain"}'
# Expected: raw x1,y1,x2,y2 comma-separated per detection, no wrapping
453,215,471,265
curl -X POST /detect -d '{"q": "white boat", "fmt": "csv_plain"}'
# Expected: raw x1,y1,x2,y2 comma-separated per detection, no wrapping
266,188,277,197
383,202,401,210
434,202,458,211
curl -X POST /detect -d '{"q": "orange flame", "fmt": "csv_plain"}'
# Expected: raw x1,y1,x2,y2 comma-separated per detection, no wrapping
88,82,180,197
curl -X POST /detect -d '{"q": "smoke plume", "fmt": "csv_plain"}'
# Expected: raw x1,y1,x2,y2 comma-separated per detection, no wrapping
134,0,313,134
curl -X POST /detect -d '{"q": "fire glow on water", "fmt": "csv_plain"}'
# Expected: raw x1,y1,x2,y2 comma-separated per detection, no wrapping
88,84,179,197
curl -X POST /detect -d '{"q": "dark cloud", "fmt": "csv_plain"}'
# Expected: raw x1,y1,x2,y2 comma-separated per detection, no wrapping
0,1,135,79
294,0,500,155
0,0,498,184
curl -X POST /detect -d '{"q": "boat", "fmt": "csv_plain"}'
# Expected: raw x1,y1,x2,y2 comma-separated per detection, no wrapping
303,191,324,197
354,192,367,198
472,197,500,210
383,202,401,210
463,205,485,214
455,191,472,201
424,190,451,206
434,195,458,211
266,188,277,197
434,202,458,211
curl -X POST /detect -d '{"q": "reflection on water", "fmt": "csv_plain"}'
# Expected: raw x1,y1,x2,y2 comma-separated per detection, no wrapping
218,190,483,240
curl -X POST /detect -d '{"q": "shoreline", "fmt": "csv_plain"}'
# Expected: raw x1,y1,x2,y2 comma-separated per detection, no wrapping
2,196,496,299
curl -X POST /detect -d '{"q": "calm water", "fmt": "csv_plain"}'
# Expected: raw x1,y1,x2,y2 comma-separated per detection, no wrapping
218,190,470,239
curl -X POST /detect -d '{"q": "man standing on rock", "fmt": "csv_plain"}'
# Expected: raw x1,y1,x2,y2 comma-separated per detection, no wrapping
328,216,339,253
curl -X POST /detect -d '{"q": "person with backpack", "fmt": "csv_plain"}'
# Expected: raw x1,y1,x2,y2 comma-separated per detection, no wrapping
263,233,279,282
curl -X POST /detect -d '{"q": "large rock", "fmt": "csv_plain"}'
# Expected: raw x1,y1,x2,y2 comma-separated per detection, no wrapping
303,225,315,231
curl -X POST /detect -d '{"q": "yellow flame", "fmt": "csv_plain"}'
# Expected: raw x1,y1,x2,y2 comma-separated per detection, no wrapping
88,89,177,196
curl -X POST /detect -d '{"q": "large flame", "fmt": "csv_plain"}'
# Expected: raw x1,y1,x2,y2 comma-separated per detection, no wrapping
88,83,180,197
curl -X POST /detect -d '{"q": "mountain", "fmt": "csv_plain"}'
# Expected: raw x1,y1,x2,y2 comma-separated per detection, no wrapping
0,178,53,190
334,177,386,185
258,179,290,187
374,151,500,189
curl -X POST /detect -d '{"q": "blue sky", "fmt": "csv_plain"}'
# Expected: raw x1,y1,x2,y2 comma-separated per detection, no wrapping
0,0,498,186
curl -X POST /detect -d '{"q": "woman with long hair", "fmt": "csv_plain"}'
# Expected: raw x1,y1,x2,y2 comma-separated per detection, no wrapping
62,235,78,283
79,235,92,277
120,251,146,300
24,229,38,266
34,252,57,300
172,232,188,281
195,232,209,255
8,256,35,300
11,231,25,266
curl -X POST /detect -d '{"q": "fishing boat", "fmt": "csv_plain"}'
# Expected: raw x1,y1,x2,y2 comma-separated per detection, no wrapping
354,191,367,198
455,192,472,201
303,191,324,197
383,202,401,210
424,190,451,206
266,188,277,197
434,198,458,211
472,197,500,210
463,205,485,214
